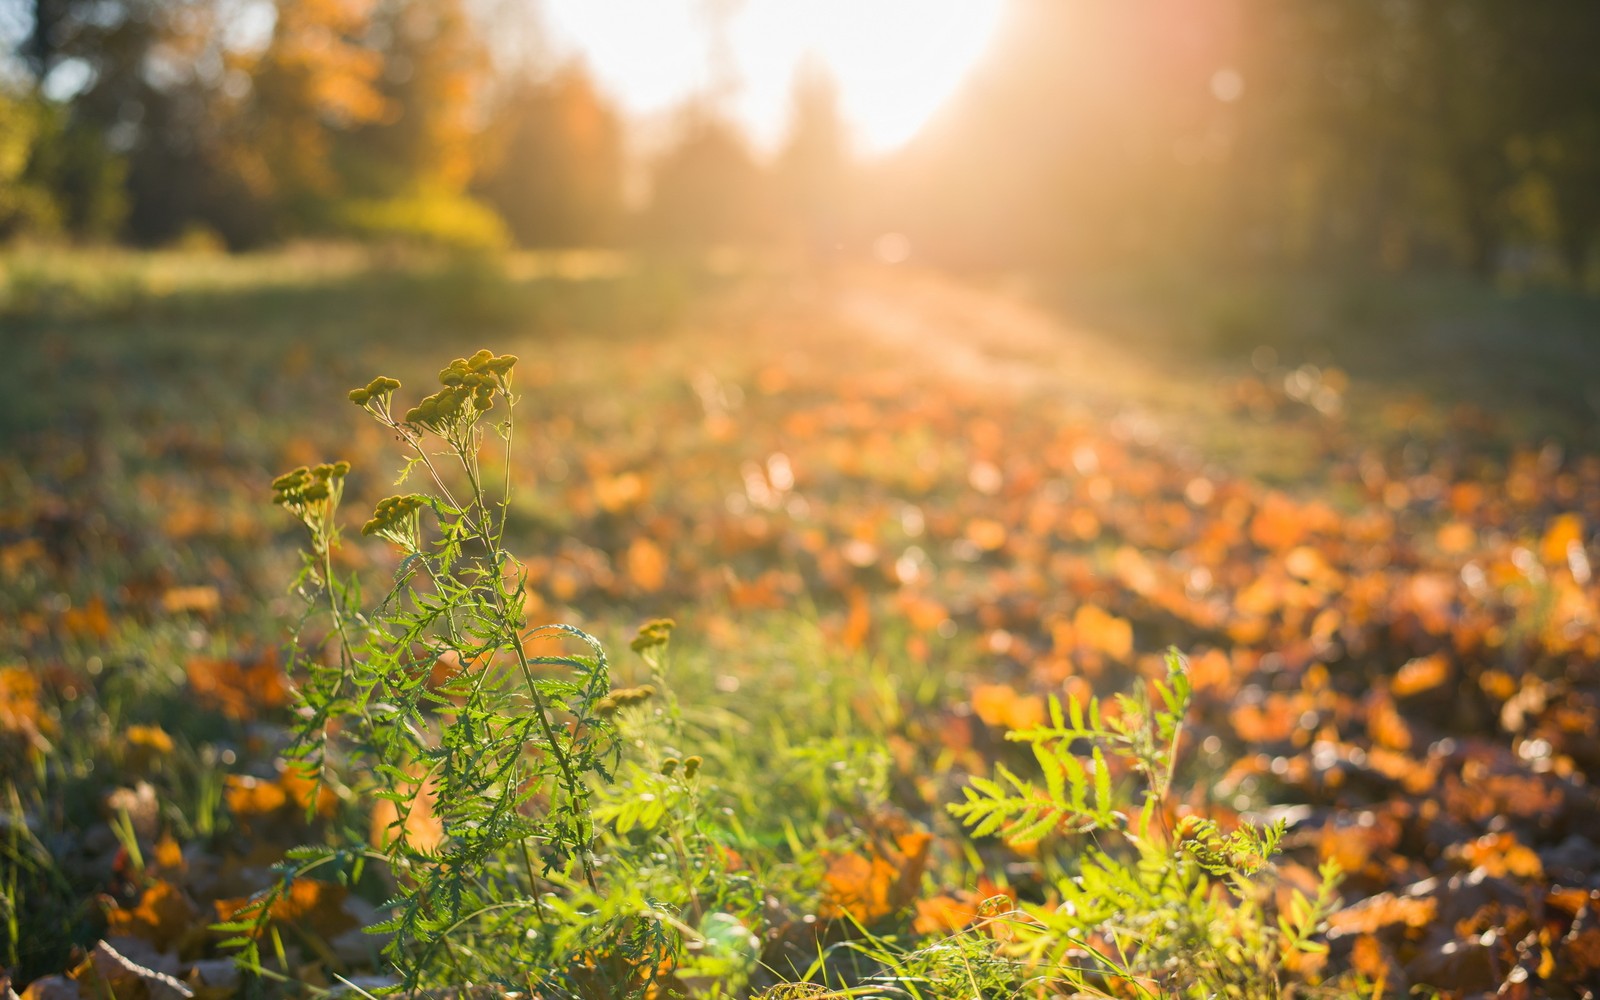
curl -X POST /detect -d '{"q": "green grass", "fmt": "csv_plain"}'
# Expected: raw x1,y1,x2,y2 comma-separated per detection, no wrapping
4,244,1595,997
1040,264,1600,471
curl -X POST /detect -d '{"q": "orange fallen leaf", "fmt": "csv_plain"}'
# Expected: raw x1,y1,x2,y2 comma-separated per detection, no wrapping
60,597,112,641
125,725,174,754
215,879,358,940
964,518,1007,552
626,536,667,592
0,666,54,746
1073,605,1133,661
913,894,979,935
1541,513,1585,566
971,683,1046,732
369,767,444,853
105,879,197,951
1454,832,1543,879
594,472,646,513
1327,892,1437,936
1250,493,1308,551
186,652,289,721
840,587,871,651
160,585,220,616
225,774,289,820
820,831,932,924
1436,521,1477,555
1392,653,1451,698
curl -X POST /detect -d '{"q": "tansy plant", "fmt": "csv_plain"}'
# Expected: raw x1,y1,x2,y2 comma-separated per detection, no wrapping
233,351,629,993
946,650,1342,999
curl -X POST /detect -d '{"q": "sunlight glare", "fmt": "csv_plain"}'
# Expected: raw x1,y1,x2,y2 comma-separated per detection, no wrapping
539,0,1006,155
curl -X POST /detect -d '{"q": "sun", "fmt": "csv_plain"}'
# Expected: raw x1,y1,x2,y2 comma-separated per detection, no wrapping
537,0,1007,156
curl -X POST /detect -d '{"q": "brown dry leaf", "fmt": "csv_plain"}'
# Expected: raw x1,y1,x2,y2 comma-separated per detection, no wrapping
70,940,190,1000
1284,545,1336,585
1566,926,1600,977
1316,811,1402,876
1228,693,1306,744
19,976,80,1000
0,537,44,577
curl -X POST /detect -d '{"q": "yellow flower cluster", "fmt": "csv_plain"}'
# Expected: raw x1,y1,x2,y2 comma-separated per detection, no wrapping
403,350,518,428
629,617,676,654
347,375,402,406
361,494,427,537
271,462,349,509
659,755,701,777
595,683,656,715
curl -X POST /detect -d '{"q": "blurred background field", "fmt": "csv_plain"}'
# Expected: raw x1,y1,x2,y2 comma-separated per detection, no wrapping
6,1,1600,997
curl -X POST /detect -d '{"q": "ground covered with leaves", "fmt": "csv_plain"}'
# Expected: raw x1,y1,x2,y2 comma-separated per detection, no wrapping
5,248,1600,998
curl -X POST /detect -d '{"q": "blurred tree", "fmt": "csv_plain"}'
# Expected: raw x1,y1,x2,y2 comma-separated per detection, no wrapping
879,0,1600,285
475,63,624,247
218,0,389,241
643,107,770,249
773,63,850,261
0,89,62,237
18,0,198,242
18,98,128,238
336,0,485,198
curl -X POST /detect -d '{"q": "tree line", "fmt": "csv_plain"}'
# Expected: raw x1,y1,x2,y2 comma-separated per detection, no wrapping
4,0,1600,285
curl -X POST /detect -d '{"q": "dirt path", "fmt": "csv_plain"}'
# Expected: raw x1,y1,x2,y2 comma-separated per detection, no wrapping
829,267,1088,389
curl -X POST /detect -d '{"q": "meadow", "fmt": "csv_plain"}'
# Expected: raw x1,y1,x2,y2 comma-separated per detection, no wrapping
5,245,1600,998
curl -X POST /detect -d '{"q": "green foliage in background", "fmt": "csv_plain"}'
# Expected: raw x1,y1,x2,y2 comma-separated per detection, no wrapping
0,88,124,242
335,191,511,252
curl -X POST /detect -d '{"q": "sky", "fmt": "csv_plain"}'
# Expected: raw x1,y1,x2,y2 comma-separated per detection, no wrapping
536,0,1009,158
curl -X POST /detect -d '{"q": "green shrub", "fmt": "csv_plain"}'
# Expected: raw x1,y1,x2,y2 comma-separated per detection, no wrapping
943,650,1343,999
335,190,510,251
239,353,634,993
